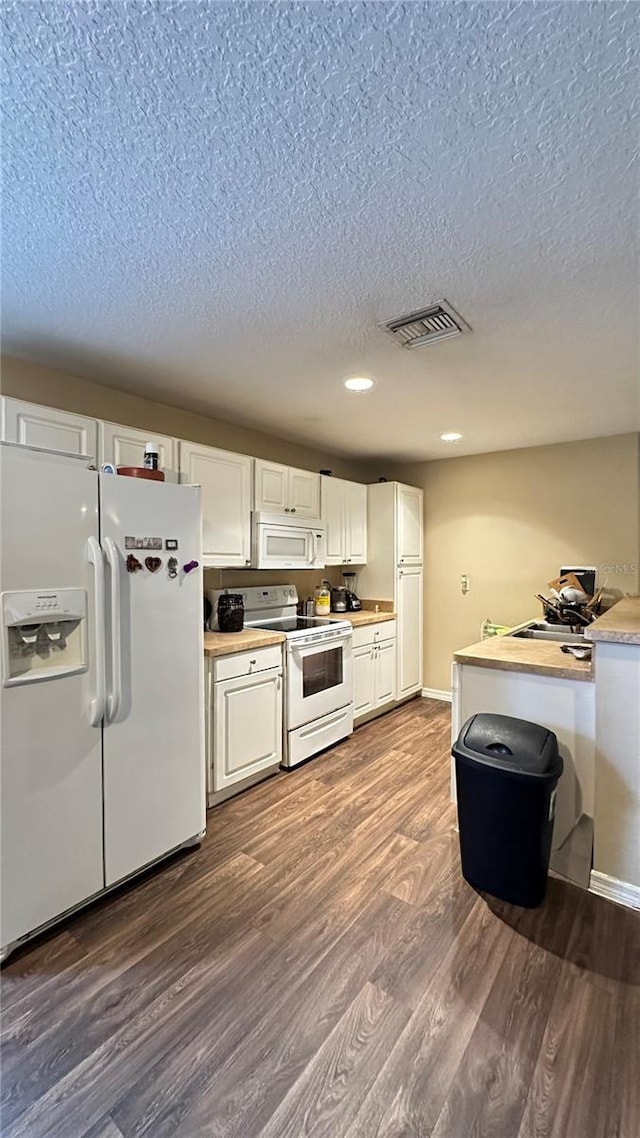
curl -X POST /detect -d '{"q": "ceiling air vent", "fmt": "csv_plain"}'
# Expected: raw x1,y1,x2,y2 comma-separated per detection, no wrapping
378,299,471,349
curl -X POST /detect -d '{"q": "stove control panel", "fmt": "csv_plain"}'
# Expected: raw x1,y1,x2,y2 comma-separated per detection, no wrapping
209,584,300,628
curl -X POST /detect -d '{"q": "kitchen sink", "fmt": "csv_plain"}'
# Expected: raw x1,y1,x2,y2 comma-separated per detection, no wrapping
510,622,585,644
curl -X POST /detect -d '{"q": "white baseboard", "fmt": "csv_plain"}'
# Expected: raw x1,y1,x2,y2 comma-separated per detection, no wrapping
589,870,640,911
422,687,452,703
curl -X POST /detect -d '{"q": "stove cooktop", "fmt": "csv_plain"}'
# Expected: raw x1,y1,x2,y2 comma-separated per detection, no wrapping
251,617,346,633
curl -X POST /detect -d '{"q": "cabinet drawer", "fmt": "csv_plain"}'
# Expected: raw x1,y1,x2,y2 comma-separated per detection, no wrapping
287,704,354,768
352,620,396,649
213,644,282,683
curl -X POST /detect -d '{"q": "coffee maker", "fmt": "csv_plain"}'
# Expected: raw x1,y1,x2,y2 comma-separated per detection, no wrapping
342,570,362,612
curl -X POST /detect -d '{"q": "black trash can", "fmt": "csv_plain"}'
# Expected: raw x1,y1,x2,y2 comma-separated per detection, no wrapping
453,713,563,907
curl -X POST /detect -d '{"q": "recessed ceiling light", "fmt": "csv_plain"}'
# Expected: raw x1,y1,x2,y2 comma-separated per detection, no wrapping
440,431,463,442
344,376,375,392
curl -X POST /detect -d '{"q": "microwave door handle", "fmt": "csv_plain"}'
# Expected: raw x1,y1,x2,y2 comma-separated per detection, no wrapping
104,538,123,722
308,530,316,565
87,537,106,727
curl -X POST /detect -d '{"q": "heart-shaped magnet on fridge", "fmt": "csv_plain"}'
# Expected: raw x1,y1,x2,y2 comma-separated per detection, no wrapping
145,557,162,573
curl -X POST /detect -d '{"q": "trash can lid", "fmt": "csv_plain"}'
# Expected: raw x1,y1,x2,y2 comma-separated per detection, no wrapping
453,713,562,777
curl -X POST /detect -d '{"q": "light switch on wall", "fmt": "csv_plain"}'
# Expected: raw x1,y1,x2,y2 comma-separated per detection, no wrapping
461,574,470,595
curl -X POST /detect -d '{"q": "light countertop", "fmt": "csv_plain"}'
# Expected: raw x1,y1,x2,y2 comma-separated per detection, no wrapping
584,596,640,645
331,610,396,627
204,628,286,658
453,630,593,682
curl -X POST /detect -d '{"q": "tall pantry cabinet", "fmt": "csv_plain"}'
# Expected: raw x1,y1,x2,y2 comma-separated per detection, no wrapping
357,483,424,700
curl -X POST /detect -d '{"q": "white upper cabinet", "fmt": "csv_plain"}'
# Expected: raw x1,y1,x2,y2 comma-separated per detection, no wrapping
99,422,179,481
321,475,345,564
180,441,252,567
344,481,367,563
255,460,320,518
321,476,367,565
1,397,98,462
288,466,320,517
254,460,288,513
397,484,423,565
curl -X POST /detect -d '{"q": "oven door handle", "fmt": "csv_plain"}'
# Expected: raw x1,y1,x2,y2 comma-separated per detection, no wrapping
289,631,352,655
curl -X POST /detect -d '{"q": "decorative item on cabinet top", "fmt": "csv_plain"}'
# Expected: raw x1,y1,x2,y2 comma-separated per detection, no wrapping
100,423,179,481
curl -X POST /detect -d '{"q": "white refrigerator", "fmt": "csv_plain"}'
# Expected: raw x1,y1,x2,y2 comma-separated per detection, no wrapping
0,443,205,960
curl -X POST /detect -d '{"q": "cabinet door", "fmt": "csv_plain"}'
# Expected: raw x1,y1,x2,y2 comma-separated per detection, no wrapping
375,638,397,707
397,566,423,698
353,644,376,718
180,442,252,567
255,460,288,513
321,475,345,565
99,422,179,481
344,481,367,564
288,467,320,518
1,397,97,460
397,484,423,565
213,667,282,790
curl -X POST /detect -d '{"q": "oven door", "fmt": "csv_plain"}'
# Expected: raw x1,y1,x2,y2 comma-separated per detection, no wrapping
286,632,353,729
253,520,324,570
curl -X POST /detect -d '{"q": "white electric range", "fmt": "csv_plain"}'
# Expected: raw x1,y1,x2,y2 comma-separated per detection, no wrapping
210,585,354,767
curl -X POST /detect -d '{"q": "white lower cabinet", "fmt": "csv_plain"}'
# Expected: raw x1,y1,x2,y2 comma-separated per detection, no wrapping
208,647,283,804
352,621,397,721
353,644,377,717
375,637,397,705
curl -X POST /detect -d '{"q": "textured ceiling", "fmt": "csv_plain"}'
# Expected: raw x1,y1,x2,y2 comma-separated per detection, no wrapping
2,1,639,461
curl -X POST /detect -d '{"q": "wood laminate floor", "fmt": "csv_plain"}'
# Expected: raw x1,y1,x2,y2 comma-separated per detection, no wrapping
1,699,638,1138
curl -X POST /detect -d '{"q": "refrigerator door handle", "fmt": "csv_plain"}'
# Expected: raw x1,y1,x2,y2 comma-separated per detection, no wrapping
104,537,123,723
87,537,106,726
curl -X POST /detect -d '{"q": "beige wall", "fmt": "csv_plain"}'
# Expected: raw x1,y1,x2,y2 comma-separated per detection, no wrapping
395,434,640,692
0,355,371,481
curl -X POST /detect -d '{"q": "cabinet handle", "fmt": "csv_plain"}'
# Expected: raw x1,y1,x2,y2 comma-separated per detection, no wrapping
250,658,257,665
291,508,296,513
285,507,290,512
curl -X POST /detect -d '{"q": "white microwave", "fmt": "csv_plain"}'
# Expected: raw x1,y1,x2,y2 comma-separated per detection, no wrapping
252,512,325,569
